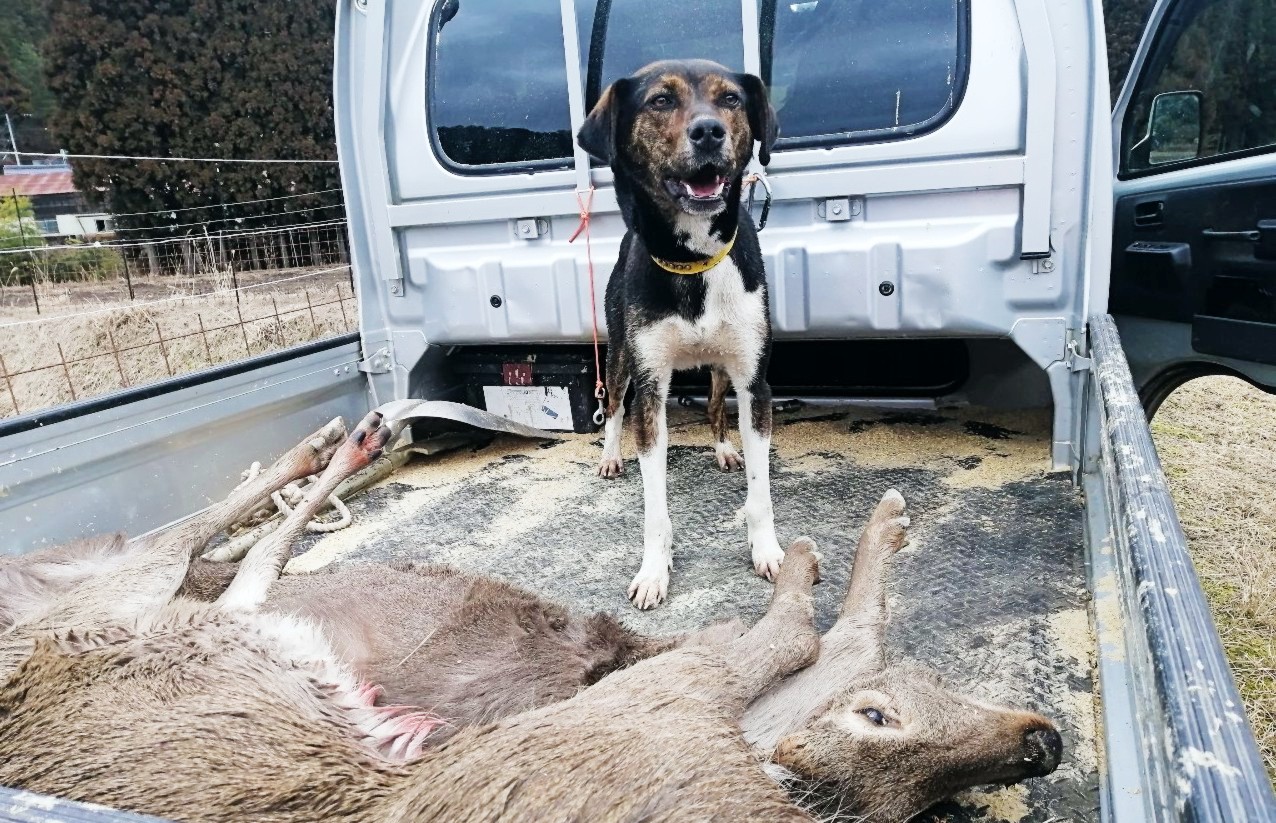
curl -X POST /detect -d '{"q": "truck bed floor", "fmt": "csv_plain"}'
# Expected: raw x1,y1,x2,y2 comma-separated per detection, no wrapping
290,405,1099,822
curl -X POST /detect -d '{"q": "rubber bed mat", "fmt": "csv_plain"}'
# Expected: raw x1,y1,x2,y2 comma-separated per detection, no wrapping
290,405,1099,823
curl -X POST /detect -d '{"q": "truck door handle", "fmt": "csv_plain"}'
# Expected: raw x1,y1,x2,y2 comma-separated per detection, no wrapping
1134,200,1164,228
1202,228,1261,241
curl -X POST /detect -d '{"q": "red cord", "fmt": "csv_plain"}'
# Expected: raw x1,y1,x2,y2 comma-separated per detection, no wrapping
570,188,606,402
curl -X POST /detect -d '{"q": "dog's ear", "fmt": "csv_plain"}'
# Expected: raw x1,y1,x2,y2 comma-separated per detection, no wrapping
737,73,779,166
578,78,632,165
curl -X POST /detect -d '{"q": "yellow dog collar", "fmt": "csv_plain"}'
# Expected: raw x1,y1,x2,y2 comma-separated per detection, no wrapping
650,231,737,275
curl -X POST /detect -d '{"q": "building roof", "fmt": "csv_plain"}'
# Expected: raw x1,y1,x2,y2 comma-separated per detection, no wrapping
0,170,79,198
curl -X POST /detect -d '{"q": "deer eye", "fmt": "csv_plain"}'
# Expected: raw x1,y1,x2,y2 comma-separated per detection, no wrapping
720,92,742,108
649,94,675,110
859,707,887,726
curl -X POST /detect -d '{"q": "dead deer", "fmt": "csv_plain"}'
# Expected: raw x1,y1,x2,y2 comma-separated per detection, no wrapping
2,432,1061,821
164,492,1063,821
0,415,350,676
0,507,826,820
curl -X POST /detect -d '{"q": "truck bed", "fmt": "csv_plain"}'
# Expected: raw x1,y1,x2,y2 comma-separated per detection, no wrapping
286,404,1100,822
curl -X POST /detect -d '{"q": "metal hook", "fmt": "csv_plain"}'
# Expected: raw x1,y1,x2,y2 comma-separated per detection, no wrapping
593,384,607,427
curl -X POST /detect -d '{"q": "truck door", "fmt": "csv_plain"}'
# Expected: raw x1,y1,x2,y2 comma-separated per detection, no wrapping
1111,0,1276,412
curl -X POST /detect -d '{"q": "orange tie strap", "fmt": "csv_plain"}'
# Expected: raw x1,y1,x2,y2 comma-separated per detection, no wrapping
569,188,607,426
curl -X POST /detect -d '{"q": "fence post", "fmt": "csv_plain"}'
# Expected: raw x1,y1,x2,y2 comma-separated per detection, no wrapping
304,288,319,335
336,281,350,330
145,243,159,277
121,249,135,301
106,327,129,387
153,321,173,376
55,342,77,401
0,352,20,414
197,313,214,365
11,187,40,315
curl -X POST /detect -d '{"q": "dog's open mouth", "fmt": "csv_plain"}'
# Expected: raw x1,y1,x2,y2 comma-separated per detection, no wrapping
663,169,728,213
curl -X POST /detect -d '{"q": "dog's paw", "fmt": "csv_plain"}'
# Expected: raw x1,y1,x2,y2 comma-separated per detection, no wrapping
627,566,670,610
597,456,625,478
751,537,786,582
714,442,744,472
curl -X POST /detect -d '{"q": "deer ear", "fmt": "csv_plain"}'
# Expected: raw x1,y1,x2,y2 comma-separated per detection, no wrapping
577,78,632,164
737,73,779,166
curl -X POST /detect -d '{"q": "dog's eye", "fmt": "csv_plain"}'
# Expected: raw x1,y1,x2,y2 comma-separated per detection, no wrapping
648,94,675,110
858,708,888,726
720,92,742,108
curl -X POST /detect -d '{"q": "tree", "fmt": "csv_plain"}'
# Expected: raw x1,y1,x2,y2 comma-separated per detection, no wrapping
1104,0,1159,100
42,0,342,239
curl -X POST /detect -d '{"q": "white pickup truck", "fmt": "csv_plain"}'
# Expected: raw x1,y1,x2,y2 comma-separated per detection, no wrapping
3,0,1275,820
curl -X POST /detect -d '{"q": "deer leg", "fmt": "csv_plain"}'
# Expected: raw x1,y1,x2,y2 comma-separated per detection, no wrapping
217,412,391,612
13,419,350,635
708,367,743,472
717,539,821,707
823,489,909,649
158,417,347,560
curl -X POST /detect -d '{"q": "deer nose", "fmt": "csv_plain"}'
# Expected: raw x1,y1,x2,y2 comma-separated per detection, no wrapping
1022,727,1063,775
687,116,726,151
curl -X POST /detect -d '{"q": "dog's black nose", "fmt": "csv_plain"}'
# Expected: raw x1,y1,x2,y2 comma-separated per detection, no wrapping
1023,727,1063,775
688,117,726,151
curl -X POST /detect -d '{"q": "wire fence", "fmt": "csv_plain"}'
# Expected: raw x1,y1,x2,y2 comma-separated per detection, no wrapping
1,219,351,310
0,172,362,419
0,265,357,419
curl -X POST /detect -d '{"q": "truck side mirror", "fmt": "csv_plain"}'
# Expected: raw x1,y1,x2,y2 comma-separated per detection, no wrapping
1139,90,1204,166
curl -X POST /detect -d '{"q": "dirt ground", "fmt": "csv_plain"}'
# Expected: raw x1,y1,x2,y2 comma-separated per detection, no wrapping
1152,376,1276,782
0,268,354,418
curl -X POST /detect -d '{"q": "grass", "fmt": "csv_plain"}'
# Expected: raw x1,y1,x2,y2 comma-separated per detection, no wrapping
1152,376,1276,781
0,268,355,418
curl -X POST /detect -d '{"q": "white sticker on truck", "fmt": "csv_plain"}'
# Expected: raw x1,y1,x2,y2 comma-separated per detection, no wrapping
482,386,575,431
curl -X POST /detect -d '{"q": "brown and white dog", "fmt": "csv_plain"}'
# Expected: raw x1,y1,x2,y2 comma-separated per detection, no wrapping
578,60,782,609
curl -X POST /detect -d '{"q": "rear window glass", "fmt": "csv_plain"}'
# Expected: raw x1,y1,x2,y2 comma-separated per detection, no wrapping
575,0,746,111
429,0,574,170
763,0,968,146
426,0,968,170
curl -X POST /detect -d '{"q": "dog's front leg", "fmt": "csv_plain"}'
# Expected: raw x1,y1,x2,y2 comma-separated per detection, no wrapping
628,368,674,609
732,370,785,581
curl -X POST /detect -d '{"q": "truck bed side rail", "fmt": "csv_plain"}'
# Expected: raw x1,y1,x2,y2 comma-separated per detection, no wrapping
1088,314,1276,820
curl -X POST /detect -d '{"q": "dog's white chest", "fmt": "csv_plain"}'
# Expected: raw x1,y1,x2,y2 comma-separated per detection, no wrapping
635,259,767,375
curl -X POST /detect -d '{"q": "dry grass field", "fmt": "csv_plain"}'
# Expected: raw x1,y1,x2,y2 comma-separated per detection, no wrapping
1153,376,1276,781
0,268,354,418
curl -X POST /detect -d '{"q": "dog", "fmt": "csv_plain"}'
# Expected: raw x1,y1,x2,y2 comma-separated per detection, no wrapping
577,59,781,609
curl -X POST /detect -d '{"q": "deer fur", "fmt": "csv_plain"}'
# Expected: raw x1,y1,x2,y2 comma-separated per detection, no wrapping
1,516,825,820
178,490,1064,821
4,444,1061,821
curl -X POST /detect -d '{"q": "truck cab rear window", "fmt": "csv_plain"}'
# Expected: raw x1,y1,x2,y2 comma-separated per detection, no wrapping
427,0,968,171
763,0,968,146
429,0,574,170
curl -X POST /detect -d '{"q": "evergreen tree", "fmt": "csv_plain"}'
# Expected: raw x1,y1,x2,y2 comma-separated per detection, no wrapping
42,0,342,236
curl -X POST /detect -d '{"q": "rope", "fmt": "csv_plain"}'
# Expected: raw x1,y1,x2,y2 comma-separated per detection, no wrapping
569,187,607,426
231,461,352,533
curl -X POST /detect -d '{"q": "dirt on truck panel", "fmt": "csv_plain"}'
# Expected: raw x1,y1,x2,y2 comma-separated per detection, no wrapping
287,406,1099,823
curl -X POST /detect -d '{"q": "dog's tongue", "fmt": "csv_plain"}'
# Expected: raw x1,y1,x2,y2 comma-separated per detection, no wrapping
685,177,722,198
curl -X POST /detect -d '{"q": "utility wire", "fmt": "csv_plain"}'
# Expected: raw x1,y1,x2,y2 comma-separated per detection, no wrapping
107,203,346,233
0,218,348,255
15,151,338,164
108,188,345,218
